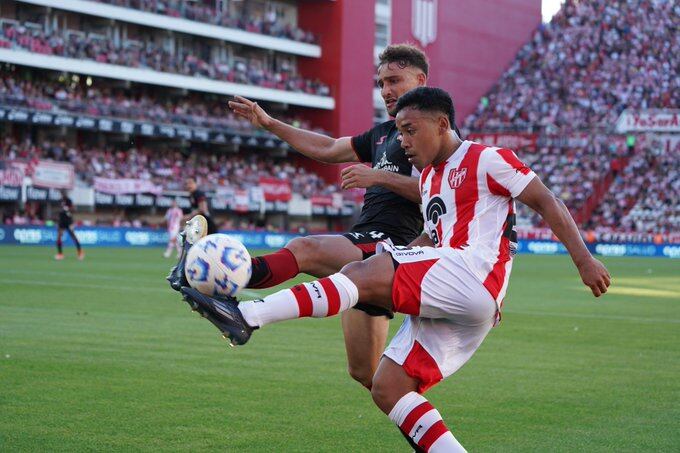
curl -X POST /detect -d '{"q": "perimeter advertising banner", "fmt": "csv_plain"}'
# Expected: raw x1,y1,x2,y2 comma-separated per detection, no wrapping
0,226,678,258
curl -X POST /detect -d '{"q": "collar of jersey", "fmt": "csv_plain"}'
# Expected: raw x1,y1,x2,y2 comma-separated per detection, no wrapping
433,140,472,172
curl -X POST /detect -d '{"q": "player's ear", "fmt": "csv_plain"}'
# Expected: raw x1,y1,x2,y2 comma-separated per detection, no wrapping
417,72,427,86
439,115,449,135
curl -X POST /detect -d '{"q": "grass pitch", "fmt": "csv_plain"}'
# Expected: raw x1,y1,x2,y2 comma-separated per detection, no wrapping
1,246,678,451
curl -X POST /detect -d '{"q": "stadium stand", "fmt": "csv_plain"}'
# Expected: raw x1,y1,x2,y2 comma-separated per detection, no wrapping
466,0,678,239
0,71,325,133
464,0,678,132
94,0,318,43
0,19,329,95
0,136,338,197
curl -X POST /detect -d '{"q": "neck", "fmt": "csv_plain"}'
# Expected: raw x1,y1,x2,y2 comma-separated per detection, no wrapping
431,131,463,166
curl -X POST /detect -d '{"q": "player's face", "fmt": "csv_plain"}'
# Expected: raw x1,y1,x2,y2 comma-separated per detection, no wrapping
396,108,444,170
377,63,426,117
185,179,196,192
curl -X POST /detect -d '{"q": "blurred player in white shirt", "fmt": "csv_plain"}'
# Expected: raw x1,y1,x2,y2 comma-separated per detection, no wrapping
164,200,183,258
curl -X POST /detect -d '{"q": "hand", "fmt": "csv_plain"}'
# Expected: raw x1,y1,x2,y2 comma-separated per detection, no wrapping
576,257,611,297
227,95,274,129
341,164,378,189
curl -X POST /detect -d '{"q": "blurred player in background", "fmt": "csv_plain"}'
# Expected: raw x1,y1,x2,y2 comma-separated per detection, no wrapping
183,87,611,452
227,44,447,392
184,177,217,235
55,189,83,260
163,199,183,258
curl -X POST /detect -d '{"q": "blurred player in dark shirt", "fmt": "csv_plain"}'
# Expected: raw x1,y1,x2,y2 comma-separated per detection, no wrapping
185,177,217,234
55,190,83,260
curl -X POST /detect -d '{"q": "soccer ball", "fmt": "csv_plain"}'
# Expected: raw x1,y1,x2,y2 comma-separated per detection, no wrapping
185,234,252,297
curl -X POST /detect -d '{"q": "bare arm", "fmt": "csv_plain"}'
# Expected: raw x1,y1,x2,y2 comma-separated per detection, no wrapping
228,96,358,164
341,165,421,203
517,177,611,297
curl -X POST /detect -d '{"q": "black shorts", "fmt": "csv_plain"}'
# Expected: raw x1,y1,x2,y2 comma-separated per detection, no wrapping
342,228,412,319
58,216,72,229
342,229,412,260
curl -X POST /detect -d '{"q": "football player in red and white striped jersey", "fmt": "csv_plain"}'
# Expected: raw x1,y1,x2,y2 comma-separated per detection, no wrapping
181,87,610,452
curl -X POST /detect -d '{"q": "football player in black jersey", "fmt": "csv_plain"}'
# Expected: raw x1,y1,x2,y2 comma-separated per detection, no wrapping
55,189,83,260
228,44,437,391
185,177,217,235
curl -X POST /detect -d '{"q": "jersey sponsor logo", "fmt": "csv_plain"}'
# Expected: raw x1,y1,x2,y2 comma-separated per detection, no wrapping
375,152,400,173
425,196,446,225
425,196,446,246
448,167,467,189
412,0,437,47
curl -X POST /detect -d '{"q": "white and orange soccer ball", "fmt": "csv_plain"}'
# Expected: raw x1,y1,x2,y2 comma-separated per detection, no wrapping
185,234,252,297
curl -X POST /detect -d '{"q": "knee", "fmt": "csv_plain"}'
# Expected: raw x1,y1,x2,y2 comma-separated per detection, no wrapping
347,364,374,390
285,236,321,263
286,236,322,257
370,377,398,414
340,260,367,284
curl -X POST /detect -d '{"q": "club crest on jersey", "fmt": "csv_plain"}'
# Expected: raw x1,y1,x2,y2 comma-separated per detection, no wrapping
448,168,467,189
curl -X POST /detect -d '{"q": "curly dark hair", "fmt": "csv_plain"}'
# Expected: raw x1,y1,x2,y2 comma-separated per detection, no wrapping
378,44,429,76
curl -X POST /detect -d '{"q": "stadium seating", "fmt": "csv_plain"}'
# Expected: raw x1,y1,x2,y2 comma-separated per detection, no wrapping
464,0,678,132
0,20,329,96
0,137,339,199
95,0,318,43
466,0,678,238
0,73,324,133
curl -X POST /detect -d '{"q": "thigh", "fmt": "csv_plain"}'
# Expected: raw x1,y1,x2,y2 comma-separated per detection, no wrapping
383,244,497,325
383,316,493,393
342,252,397,308
290,234,363,277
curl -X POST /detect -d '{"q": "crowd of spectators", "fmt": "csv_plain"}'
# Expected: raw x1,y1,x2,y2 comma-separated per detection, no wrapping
0,20,330,96
0,137,339,199
515,135,628,227
0,72,325,134
587,140,678,236
96,0,317,44
464,0,679,133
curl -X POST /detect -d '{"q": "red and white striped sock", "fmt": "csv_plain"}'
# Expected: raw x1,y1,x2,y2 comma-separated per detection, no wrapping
388,392,466,453
239,273,359,327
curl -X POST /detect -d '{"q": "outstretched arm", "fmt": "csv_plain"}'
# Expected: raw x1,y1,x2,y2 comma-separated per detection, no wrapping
517,177,611,297
228,96,358,164
341,165,421,203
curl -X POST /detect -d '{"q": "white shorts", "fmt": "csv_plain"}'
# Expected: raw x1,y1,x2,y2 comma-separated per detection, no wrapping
378,242,497,392
168,227,180,240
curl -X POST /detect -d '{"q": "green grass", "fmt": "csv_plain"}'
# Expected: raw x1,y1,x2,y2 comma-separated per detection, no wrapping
1,246,679,451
